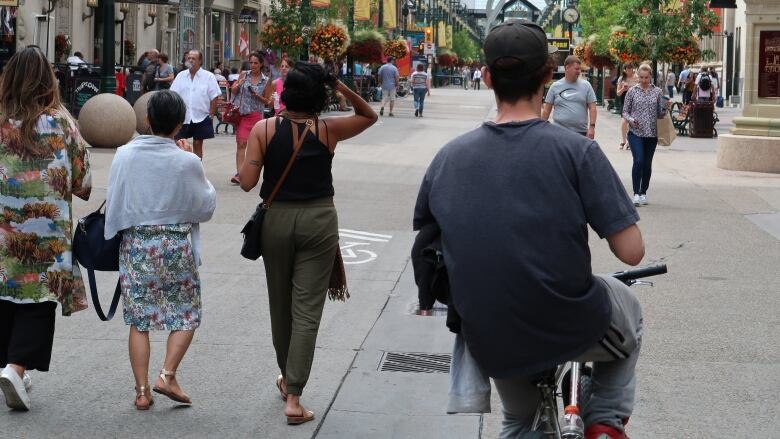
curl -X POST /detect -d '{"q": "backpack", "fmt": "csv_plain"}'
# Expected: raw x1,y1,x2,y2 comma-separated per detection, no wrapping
699,74,711,91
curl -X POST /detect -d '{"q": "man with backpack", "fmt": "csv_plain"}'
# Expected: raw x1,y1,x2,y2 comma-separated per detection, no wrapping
694,68,714,102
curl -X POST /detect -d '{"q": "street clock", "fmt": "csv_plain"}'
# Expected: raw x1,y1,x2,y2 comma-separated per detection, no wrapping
563,7,580,24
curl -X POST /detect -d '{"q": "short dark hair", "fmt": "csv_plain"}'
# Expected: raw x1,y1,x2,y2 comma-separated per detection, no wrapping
147,90,186,136
416,63,425,71
159,53,169,63
488,56,554,104
564,55,581,67
281,62,336,114
74,51,84,58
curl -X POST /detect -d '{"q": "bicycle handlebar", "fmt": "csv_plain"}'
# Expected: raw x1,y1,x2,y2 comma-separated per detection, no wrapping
611,264,667,283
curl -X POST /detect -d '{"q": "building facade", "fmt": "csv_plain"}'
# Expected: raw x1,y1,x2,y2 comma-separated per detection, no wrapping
0,0,269,72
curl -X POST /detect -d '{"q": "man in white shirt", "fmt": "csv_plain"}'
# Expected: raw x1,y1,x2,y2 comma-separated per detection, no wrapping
472,67,482,90
171,50,221,159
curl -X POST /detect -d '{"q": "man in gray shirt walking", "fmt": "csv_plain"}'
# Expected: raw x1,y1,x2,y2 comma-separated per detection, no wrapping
542,55,597,138
378,57,400,116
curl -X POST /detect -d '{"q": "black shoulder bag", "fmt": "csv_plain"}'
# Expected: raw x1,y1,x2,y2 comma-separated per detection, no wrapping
72,201,122,321
240,119,312,260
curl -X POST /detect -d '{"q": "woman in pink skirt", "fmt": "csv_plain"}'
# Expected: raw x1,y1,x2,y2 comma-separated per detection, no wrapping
230,52,273,185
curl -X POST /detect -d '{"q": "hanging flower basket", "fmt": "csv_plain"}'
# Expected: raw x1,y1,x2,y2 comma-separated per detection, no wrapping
383,38,408,59
668,37,702,65
309,23,350,61
437,50,457,67
348,30,385,64
54,34,71,63
573,44,586,62
260,23,304,55
124,40,136,65
608,30,649,64
584,43,613,69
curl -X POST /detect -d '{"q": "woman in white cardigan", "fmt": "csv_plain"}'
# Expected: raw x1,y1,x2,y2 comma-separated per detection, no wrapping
105,91,217,410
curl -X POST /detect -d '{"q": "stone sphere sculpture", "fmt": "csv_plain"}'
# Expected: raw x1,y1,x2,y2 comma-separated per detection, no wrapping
133,91,157,135
77,93,136,148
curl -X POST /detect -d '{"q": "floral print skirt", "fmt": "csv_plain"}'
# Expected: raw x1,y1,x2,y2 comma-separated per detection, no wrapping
119,224,200,331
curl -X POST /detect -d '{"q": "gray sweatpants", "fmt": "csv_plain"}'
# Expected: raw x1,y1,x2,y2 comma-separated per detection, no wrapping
494,275,643,439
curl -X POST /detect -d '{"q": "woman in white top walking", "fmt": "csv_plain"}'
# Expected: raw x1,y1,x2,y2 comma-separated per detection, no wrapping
105,90,216,410
411,63,431,117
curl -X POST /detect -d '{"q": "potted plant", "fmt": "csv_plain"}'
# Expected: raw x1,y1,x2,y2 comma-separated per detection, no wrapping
348,30,385,64
383,38,408,60
309,23,350,61
54,34,71,63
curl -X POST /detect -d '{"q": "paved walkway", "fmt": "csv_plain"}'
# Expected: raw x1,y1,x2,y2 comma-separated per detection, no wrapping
2,87,779,438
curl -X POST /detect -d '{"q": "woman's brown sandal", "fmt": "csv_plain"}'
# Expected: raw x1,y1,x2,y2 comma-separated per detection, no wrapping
134,385,154,410
286,405,315,425
275,375,288,402
152,368,192,404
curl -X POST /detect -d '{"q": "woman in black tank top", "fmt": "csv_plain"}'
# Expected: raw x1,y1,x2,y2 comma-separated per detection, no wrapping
239,62,377,425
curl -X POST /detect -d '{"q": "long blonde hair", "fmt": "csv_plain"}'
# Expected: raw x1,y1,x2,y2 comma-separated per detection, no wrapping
0,46,72,146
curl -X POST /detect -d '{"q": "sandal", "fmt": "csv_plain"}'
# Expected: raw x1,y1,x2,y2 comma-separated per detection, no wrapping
276,375,288,402
619,142,626,150
152,368,192,404
134,385,154,411
230,173,240,185
286,405,315,425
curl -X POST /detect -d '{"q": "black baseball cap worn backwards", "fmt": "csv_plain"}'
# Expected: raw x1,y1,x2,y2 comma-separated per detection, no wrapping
483,19,558,71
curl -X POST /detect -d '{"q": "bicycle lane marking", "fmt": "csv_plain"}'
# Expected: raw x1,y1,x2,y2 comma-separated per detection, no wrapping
338,229,393,265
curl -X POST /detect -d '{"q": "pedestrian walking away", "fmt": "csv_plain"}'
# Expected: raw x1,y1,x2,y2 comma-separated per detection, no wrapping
616,63,638,150
541,55,597,138
413,19,646,439
0,46,92,411
230,51,274,185
239,62,377,425
170,49,222,159
622,64,671,207
411,63,431,117
378,57,400,116
104,90,217,411
665,70,676,98
472,66,482,90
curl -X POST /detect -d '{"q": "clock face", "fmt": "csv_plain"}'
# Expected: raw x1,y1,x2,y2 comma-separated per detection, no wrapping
563,8,579,24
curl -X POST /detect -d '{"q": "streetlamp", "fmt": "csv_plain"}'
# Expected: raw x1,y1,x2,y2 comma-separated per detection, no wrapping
100,0,116,93
116,2,129,66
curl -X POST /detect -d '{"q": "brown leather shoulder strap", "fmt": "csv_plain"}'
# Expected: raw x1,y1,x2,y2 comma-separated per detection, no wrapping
263,118,313,208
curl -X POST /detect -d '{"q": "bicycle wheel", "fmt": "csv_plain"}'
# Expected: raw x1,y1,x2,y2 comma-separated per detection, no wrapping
561,364,593,408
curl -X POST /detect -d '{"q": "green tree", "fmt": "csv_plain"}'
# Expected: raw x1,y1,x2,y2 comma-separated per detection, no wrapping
620,0,719,63
578,0,631,56
452,30,480,62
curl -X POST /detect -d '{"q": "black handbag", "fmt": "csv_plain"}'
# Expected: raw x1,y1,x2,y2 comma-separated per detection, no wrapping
241,118,312,260
72,201,122,321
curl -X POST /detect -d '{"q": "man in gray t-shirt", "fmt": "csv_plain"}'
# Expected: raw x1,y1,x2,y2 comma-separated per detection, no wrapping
377,57,400,116
542,55,597,138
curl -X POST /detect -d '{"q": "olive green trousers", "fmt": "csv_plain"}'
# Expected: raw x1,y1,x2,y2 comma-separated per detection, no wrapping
261,197,339,396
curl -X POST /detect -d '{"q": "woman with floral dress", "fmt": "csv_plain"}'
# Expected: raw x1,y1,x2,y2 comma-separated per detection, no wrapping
105,90,216,410
0,46,91,411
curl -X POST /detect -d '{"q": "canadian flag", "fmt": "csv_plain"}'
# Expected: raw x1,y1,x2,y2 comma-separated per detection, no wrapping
239,26,249,58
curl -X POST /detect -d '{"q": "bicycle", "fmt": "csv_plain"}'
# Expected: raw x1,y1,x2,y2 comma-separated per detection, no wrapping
532,264,668,439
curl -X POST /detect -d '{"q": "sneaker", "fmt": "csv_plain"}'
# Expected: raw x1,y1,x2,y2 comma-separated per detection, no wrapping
414,109,419,117
0,367,31,410
639,194,647,205
632,194,641,206
389,113,394,117
230,173,240,185
23,372,31,392
379,107,384,116
585,424,629,439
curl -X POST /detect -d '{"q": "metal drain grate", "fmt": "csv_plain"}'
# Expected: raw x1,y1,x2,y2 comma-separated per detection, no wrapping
378,352,451,373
